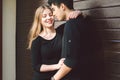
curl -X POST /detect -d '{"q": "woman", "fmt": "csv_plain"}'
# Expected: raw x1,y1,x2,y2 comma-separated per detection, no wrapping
27,5,81,80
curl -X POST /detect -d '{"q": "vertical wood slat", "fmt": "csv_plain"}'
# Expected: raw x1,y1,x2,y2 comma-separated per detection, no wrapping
0,0,2,80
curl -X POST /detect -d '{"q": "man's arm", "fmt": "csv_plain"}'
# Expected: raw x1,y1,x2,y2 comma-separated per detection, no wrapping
52,63,72,80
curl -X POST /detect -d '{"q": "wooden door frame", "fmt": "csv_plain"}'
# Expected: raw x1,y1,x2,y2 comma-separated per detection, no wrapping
0,0,2,80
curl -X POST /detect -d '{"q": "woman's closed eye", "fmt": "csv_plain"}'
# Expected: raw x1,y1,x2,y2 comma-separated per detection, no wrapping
42,14,47,18
42,14,53,18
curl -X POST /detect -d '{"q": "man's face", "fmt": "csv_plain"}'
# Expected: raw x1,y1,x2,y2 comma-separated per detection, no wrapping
51,4,65,21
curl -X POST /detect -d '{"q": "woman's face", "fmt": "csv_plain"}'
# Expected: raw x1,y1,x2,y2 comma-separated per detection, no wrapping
41,8,54,28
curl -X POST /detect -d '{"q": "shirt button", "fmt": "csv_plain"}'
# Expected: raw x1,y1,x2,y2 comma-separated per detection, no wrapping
68,40,71,42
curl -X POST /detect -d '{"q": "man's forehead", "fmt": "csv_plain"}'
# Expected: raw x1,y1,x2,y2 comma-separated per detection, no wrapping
50,4,58,11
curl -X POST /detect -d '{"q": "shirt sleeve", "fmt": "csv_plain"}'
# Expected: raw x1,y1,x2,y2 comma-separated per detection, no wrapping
62,19,83,68
31,38,42,72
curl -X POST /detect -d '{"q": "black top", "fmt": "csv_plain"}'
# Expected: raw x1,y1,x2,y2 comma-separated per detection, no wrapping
31,24,64,80
62,15,90,80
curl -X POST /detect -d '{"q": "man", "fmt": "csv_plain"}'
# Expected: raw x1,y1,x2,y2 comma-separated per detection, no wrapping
48,0,90,80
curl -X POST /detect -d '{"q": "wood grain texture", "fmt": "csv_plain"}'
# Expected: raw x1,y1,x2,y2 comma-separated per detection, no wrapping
0,0,2,80
74,0,120,9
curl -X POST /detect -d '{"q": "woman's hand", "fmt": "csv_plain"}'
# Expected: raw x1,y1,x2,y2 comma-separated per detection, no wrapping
56,58,65,69
67,10,82,20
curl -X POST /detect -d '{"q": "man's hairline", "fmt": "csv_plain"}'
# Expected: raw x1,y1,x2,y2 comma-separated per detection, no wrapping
50,2,65,8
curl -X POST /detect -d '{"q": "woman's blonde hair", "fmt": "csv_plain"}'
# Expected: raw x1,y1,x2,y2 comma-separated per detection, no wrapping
27,5,52,49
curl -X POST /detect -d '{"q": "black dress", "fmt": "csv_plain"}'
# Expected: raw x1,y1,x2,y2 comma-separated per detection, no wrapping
31,24,64,80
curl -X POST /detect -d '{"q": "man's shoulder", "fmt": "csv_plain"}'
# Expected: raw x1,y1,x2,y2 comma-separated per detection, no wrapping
66,15,84,24
64,15,86,31
56,23,65,35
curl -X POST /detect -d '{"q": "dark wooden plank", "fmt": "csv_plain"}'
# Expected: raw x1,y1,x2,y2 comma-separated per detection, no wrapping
0,0,2,80
17,0,49,23
104,50,120,62
104,62,120,80
98,29,120,40
74,0,120,9
17,23,32,41
82,6,120,19
104,61,120,80
16,0,40,23
104,74,120,80
105,62,120,74
91,19,120,29
103,40,120,63
104,42,120,53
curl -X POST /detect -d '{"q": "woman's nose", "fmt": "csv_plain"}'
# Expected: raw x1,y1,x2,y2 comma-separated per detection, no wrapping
46,15,51,19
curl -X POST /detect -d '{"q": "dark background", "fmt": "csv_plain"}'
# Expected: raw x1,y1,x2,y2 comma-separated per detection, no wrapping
0,0,2,80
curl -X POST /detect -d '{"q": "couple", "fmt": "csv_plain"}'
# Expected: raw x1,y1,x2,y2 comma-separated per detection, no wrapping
28,0,89,80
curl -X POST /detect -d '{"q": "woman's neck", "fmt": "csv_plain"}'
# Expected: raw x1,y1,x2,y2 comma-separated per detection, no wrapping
39,27,56,40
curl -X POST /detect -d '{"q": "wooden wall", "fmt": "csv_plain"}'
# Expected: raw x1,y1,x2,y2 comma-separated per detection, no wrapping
0,0,2,80
16,0,42,80
73,0,120,80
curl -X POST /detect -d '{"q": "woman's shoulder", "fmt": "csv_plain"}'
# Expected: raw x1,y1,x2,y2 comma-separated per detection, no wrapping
32,36,41,44
31,36,42,49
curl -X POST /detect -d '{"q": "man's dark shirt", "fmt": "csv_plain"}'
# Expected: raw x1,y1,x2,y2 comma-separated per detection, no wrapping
61,15,91,80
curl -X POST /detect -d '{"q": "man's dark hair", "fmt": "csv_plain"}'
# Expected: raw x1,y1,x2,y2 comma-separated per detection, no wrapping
48,0,74,9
